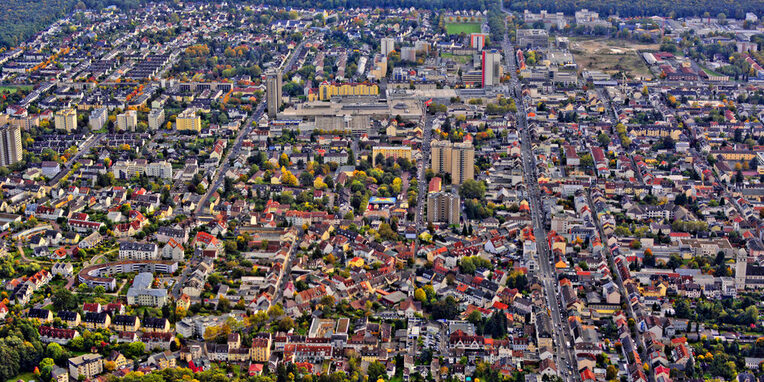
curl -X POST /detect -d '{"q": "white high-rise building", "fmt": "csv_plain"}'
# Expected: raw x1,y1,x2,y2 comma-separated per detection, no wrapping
89,107,108,130
266,70,282,118
148,108,165,130
381,37,395,56
481,50,502,87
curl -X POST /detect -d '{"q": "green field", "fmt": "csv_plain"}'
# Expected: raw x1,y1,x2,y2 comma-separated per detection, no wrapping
0,85,32,94
7,371,36,382
445,22,481,35
441,52,471,64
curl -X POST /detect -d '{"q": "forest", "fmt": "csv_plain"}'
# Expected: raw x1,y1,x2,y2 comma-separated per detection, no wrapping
0,0,140,49
505,0,764,19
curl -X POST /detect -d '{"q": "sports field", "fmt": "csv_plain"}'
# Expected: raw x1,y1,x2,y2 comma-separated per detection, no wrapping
445,22,481,35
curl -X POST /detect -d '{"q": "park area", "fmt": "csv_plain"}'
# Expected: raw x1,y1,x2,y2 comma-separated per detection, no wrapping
0,85,32,93
445,22,481,35
570,37,657,80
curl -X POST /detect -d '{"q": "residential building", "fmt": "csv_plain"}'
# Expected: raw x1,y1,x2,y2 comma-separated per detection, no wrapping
116,110,138,131
372,146,412,166
68,354,103,380
176,108,201,132
250,335,272,362
51,366,68,382
112,315,141,332
431,140,474,184
55,109,77,131
142,316,171,332
89,107,108,130
118,242,159,260
28,308,53,323
146,161,173,179
381,37,395,56
0,124,22,167
82,311,111,329
308,82,380,101
481,50,502,87
127,272,168,307
266,70,282,118
427,191,460,225
470,33,487,50
148,108,165,130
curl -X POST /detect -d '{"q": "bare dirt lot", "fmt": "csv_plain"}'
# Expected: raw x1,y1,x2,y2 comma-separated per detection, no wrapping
570,38,658,80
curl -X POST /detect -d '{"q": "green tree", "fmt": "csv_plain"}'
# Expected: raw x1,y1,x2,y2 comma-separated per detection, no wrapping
414,288,426,302
52,288,77,311
367,361,386,382
459,179,486,200
125,342,145,358
597,133,611,146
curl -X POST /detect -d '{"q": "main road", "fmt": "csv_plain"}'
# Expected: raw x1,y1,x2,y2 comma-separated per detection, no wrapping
499,8,578,379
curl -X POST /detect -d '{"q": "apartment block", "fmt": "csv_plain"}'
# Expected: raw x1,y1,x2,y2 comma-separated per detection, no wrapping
55,109,77,131
431,140,475,184
0,124,22,167
176,108,201,132
116,110,138,131
427,191,460,225
148,108,165,130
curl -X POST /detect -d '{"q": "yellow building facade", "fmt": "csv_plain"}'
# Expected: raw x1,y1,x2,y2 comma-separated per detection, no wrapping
372,146,412,166
176,108,201,132
309,82,380,101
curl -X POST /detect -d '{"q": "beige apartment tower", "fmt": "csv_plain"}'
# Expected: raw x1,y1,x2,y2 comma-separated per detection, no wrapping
431,140,474,185
427,191,460,225
55,109,77,132
266,70,282,118
0,125,22,167
116,110,138,131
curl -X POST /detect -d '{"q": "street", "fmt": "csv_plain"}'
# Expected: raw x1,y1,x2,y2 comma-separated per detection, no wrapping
499,7,579,378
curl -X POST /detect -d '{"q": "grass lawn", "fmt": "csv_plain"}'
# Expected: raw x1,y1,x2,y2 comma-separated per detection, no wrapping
8,371,37,382
445,22,481,35
0,85,32,94
702,67,726,78
441,52,471,64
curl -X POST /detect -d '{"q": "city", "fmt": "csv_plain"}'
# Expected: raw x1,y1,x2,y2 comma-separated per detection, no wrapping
0,2,762,382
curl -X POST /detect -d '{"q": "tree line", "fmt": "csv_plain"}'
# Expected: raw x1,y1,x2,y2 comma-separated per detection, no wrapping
255,0,493,11
505,0,764,19
0,0,141,49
